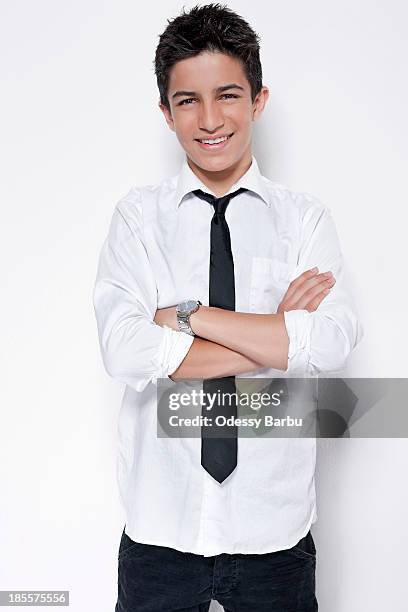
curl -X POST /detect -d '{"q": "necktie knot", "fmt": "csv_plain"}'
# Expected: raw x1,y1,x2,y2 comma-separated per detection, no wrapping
193,187,248,217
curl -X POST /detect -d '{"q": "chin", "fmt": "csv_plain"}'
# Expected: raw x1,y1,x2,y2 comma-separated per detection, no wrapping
190,152,235,173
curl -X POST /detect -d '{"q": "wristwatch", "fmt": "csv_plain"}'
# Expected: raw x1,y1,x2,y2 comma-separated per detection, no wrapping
176,300,202,336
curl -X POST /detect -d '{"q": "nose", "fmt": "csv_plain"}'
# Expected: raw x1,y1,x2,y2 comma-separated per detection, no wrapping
198,99,224,134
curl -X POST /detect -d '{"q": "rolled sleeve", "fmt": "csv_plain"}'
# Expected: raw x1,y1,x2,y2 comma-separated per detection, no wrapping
283,309,312,373
283,200,364,375
93,190,193,393
159,325,195,379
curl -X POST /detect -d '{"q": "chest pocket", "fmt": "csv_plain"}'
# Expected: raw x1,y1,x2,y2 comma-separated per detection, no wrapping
249,257,294,313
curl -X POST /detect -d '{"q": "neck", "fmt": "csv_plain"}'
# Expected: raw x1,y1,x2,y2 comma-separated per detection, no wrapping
187,150,252,198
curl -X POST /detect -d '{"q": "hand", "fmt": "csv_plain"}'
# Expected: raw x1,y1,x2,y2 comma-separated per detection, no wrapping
277,268,336,314
153,306,178,330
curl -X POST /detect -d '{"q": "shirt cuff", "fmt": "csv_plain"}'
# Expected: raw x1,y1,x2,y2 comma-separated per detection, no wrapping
283,309,313,373
159,325,195,378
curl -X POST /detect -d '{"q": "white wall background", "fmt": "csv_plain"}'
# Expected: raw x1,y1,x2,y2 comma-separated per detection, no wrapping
1,1,407,610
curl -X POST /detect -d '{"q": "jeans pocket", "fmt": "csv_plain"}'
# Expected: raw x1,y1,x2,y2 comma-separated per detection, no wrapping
286,530,316,561
118,527,146,561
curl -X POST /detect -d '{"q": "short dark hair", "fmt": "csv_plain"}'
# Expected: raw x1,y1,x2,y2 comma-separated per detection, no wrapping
153,3,263,112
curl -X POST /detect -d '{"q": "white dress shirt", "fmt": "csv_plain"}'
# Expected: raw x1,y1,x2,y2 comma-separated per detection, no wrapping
93,155,363,557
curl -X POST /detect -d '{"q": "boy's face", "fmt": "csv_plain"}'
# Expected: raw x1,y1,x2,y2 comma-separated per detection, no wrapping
159,51,269,173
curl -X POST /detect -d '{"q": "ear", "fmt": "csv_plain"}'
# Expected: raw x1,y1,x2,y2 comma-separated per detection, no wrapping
252,86,270,121
158,100,175,132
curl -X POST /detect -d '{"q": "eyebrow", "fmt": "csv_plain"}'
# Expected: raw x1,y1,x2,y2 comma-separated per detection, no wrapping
171,83,245,100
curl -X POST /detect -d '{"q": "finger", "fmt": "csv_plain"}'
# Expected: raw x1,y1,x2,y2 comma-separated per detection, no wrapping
303,287,332,312
288,270,333,299
283,268,320,301
294,277,336,309
284,270,334,303
288,272,334,305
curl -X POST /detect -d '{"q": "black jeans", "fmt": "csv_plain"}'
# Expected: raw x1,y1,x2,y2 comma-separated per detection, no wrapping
115,526,318,611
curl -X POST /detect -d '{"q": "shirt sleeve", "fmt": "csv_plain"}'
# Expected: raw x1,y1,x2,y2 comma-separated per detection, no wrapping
283,199,364,375
92,188,194,393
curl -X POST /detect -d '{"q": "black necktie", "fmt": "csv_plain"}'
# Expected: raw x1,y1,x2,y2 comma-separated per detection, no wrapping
192,186,248,483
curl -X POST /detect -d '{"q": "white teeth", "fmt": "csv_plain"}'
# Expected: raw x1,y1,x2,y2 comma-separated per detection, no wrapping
199,135,229,144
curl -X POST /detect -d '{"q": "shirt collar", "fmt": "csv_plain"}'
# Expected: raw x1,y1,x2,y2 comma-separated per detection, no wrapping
174,155,270,209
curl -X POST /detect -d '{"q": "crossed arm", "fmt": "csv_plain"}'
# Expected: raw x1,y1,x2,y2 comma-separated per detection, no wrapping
154,269,336,380
93,201,362,392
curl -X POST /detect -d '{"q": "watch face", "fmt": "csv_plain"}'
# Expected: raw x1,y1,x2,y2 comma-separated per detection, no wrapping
177,300,197,315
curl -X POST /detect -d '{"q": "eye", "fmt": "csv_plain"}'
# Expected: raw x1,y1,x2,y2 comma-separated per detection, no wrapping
178,98,196,106
177,94,239,106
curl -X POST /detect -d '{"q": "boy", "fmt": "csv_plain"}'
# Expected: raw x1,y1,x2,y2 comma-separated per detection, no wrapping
93,3,363,610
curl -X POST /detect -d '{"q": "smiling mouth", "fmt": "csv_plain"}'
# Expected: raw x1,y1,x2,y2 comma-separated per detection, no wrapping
195,132,234,145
